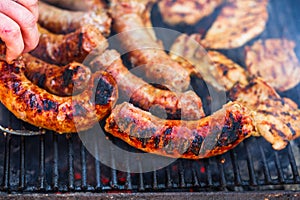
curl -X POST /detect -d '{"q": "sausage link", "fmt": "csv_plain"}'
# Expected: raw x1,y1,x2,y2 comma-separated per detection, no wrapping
0,59,118,133
41,0,107,11
90,50,205,120
31,25,108,65
38,1,111,36
110,0,191,92
105,102,256,159
22,53,91,96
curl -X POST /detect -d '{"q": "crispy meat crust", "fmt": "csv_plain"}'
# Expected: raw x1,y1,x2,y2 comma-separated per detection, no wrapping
202,0,269,49
0,57,118,133
105,102,255,159
158,0,223,25
245,39,300,91
90,49,205,120
41,0,107,11
22,53,91,96
38,1,111,36
31,25,108,66
170,34,248,91
230,78,300,150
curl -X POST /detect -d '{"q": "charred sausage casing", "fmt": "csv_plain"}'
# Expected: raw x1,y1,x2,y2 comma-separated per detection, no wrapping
0,59,118,133
22,53,91,96
41,0,107,11
90,49,205,120
38,1,111,36
105,102,256,159
110,0,191,92
31,25,108,66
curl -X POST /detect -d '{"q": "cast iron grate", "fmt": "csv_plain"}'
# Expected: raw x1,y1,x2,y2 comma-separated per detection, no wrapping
1,133,300,193
0,0,300,194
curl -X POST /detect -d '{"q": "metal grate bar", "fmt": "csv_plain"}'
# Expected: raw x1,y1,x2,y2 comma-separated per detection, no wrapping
245,141,257,186
206,159,213,187
52,133,59,190
165,166,172,188
274,151,285,183
286,144,300,183
259,144,272,184
191,167,199,187
178,160,186,188
230,150,242,185
80,144,87,190
39,135,45,190
94,156,102,190
3,134,11,191
152,171,158,189
217,156,226,187
68,135,74,190
18,136,25,190
110,146,118,189
125,157,132,190
138,162,145,191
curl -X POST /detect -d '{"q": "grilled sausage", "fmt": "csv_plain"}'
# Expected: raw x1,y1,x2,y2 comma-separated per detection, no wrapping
22,53,91,96
38,1,111,36
90,49,205,120
0,59,118,133
31,25,108,65
110,0,191,92
41,0,107,11
105,102,256,159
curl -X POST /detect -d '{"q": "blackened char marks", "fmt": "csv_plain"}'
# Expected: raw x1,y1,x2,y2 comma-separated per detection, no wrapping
42,99,58,111
217,112,242,147
189,133,204,156
94,77,114,105
62,65,80,87
73,103,88,116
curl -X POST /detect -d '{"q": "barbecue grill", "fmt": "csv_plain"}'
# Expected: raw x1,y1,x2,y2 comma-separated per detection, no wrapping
1,0,300,199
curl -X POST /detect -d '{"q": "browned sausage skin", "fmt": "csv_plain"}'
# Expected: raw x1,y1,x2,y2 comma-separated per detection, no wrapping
31,25,109,65
110,0,191,92
41,0,107,11
105,102,256,159
0,59,118,133
90,49,205,120
22,53,91,96
38,1,111,36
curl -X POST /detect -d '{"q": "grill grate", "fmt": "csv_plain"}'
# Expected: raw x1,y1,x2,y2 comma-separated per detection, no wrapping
0,0,300,195
1,133,300,193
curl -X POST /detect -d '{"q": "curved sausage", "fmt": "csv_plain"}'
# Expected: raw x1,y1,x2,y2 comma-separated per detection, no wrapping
22,53,91,96
0,59,118,133
105,102,256,159
31,25,108,65
41,0,107,11
110,0,191,92
38,1,111,36
90,49,205,120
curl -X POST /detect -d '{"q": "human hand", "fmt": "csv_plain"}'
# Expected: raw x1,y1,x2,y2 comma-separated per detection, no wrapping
0,0,39,63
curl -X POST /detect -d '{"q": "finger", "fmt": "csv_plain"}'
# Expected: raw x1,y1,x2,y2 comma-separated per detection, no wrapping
0,0,40,53
12,0,39,21
0,13,24,62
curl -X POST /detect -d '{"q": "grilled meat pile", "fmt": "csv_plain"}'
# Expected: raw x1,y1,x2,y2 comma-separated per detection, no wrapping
0,0,299,159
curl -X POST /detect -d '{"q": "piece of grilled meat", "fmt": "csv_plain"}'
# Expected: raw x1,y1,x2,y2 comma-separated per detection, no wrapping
202,0,269,49
245,39,300,92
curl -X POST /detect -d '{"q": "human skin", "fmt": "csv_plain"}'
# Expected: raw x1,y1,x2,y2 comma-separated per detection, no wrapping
0,0,40,63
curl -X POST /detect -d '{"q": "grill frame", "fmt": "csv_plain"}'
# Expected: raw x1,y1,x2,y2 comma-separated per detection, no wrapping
1,0,300,196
